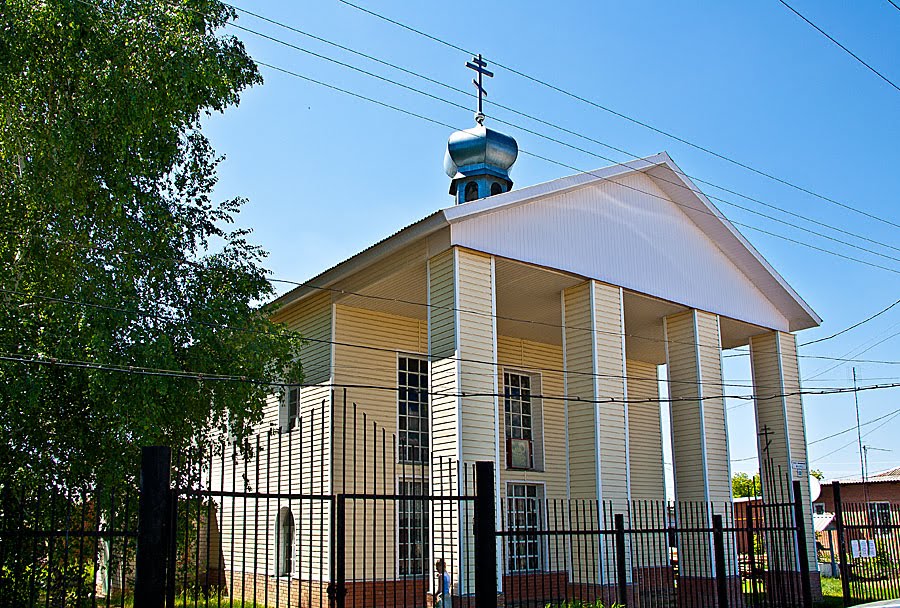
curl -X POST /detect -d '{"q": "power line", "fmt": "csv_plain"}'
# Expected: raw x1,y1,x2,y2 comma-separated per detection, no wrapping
811,409,900,463
800,298,900,347
331,0,900,230
809,404,900,445
2,350,898,406
806,325,900,379
251,59,900,276
231,19,900,268
777,0,900,94
7,224,900,369
228,4,900,260
887,0,900,12
3,287,861,393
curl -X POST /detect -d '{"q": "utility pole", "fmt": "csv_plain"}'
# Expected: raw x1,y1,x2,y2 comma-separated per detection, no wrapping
853,367,868,507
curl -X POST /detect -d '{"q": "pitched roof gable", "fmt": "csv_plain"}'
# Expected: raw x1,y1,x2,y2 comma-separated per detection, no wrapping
275,153,819,333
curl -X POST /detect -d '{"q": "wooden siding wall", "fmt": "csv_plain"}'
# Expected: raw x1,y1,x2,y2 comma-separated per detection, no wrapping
626,360,666,567
497,336,566,572
212,291,334,585
626,360,664,501
750,331,816,571
331,304,428,581
212,385,333,585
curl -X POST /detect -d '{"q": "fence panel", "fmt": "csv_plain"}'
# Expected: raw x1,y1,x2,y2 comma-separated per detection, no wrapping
837,497,900,604
0,480,139,608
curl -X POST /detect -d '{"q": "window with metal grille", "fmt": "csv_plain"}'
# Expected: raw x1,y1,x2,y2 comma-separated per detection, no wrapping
504,372,534,469
398,479,429,576
506,483,543,572
398,356,429,463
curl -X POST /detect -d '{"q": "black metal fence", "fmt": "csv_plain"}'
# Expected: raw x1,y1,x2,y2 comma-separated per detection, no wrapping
1,394,819,608
831,481,900,605
0,481,138,608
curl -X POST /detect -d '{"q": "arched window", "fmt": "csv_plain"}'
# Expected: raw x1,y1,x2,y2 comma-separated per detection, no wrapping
491,182,503,196
464,181,479,202
277,507,295,575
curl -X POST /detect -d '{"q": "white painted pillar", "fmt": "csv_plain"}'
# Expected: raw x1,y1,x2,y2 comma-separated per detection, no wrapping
428,247,499,596
750,331,817,576
664,310,733,578
562,280,630,585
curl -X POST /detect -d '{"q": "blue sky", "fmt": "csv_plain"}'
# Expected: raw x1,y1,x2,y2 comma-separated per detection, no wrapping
202,1,900,484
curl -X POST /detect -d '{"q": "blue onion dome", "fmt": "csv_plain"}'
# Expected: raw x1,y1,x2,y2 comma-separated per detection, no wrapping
444,125,518,184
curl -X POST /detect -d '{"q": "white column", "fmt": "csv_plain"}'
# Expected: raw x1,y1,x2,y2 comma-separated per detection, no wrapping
750,331,817,576
664,310,733,577
428,247,498,596
563,280,630,585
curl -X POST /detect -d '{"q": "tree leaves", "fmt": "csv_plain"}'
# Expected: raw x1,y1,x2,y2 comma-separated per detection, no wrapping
0,0,301,490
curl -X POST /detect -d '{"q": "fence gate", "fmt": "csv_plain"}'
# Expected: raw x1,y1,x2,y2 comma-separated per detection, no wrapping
832,481,900,605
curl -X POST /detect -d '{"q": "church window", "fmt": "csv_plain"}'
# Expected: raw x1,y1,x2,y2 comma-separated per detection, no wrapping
276,507,295,575
491,182,503,196
464,181,479,202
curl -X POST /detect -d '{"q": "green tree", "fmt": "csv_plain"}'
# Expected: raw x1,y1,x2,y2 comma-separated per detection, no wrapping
811,468,824,481
732,472,762,498
0,0,302,489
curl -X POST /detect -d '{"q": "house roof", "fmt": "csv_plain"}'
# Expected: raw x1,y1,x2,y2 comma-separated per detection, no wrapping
829,467,900,485
274,153,820,332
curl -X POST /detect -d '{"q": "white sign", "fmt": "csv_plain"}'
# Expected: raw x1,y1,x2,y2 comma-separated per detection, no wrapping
791,460,807,480
869,540,877,558
851,540,860,558
860,540,870,558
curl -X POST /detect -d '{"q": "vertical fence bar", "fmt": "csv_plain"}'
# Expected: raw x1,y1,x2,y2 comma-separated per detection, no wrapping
474,461,497,608
712,514,727,608
832,482,851,605
615,513,627,607
333,494,346,608
791,480,813,608
135,446,172,608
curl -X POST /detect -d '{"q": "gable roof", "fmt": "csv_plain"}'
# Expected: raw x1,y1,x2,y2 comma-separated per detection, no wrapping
275,152,820,332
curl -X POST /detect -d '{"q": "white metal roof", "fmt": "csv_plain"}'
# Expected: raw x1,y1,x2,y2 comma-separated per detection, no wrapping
274,153,820,332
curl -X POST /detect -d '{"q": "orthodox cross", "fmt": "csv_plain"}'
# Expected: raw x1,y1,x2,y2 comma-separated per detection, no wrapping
758,424,773,456
466,54,493,125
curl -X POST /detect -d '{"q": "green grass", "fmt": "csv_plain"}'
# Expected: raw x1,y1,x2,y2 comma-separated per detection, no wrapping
817,576,845,608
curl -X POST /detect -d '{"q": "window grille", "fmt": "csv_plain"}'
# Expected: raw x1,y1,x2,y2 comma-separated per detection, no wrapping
504,372,533,469
506,483,543,572
398,356,429,463
398,480,429,576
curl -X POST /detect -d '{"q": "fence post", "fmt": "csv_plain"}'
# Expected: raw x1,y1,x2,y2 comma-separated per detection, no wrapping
713,514,729,608
474,461,497,608
792,480,813,608
832,481,851,605
134,446,171,608
331,495,346,608
615,513,628,607
165,488,177,608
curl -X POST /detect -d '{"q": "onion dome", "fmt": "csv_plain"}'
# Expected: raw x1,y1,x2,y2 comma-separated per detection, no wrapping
444,125,519,204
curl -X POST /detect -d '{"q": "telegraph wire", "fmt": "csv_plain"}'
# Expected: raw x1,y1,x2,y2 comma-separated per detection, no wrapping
249,60,900,275
810,409,900,463
806,326,900,380
808,405,900,446
2,351,898,407
6,226,900,368
732,406,900,463
887,0,900,12
332,0,900,230
4,287,866,393
233,22,900,267
226,4,900,259
800,298,900,347
777,0,900,94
